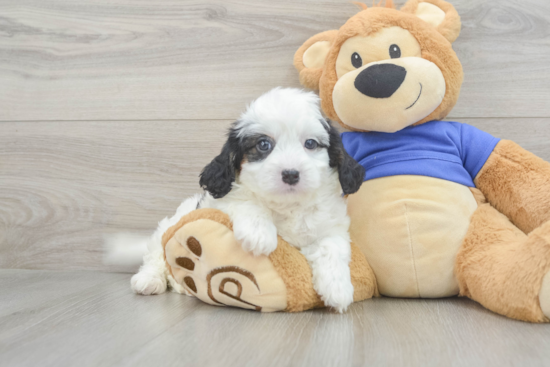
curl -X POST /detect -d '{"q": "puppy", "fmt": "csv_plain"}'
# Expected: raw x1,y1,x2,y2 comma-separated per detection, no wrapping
131,88,365,312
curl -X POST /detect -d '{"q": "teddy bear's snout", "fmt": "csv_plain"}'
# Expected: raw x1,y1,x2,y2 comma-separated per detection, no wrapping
354,63,407,99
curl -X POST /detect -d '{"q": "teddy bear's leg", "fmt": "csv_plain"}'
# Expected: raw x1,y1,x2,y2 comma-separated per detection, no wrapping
475,140,550,234
455,199,550,322
162,208,378,312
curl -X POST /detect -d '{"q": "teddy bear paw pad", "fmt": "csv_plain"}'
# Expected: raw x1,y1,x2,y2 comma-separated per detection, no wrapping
164,218,288,312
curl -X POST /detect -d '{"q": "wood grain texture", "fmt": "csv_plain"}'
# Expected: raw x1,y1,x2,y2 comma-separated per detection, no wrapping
1,118,550,272
1,0,550,121
1,269,549,367
0,119,232,271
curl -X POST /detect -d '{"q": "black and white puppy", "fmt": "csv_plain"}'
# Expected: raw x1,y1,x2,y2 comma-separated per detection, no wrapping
131,88,365,312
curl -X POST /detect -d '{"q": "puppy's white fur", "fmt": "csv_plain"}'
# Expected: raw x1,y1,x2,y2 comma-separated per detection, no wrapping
131,88,357,312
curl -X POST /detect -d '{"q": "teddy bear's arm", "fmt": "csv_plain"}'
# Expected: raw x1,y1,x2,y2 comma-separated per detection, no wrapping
474,140,550,234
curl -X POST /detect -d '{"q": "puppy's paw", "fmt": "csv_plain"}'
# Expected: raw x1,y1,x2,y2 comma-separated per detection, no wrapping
131,271,167,295
316,278,354,313
233,217,278,256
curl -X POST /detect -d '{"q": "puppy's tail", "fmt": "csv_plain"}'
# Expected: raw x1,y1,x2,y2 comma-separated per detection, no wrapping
102,194,204,271
103,232,150,270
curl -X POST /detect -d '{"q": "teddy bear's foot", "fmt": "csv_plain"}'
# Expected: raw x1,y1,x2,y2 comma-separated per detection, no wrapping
539,271,550,319
456,203,550,322
162,208,378,312
164,211,288,312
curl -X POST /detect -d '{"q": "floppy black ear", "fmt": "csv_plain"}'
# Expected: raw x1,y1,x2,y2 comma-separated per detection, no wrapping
326,121,365,195
199,124,243,199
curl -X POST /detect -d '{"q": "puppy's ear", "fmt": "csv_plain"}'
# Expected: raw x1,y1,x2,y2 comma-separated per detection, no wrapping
326,120,365,195
199,124,243,199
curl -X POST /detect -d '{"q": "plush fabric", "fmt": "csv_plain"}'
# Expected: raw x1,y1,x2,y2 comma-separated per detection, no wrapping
294,30,338,91
332,55,446,132
400,0,461,43
303,41,331,69
342,120,500,187
475,140,550,234
541,272,550,318
455,202,550,323
348,175,477,298
164,0,550,321
163,209,378,312
300,3,464,131
289,0,550,322
163,209,287,312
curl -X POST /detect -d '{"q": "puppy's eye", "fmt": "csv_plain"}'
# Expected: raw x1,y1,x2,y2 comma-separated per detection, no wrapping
256,139,272,152
389,44,401,59
304,139,318,150
351,52,362,68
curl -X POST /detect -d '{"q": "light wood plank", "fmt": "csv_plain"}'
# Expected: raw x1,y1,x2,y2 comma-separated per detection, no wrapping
0,269,200,367
123,297,550,367
1,118,550,271
1,0,550,121
0,119,231,271
1,269,550,367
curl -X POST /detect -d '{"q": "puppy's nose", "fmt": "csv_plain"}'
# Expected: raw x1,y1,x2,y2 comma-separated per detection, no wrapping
281,170,300,185
354,63,407,98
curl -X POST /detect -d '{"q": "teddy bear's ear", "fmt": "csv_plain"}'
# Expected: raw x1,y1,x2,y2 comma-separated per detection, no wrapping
294,30,338,90
401,0,461,43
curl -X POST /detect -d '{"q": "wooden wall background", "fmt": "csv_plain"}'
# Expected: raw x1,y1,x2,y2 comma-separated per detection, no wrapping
1,0,550,272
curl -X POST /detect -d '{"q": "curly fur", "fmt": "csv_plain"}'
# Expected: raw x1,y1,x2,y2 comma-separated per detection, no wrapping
131,88,364,312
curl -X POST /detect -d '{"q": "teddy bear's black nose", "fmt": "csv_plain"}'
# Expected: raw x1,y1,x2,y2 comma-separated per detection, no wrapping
354,63,407,98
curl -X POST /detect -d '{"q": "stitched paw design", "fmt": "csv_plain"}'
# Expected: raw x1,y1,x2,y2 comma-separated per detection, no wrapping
176,236,201,294
164,218,288,312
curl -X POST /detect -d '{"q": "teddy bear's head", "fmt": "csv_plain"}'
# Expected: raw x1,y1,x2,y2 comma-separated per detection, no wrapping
294,0,463,133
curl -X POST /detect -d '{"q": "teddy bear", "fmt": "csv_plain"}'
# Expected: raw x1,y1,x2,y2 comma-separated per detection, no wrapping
162,0,550,322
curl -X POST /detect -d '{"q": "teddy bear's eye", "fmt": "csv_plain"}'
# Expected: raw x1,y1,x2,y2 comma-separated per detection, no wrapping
351,52,362,68
389,44,401,59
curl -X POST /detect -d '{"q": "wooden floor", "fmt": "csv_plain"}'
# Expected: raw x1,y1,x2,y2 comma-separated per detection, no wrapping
2,0,550,365
2,269,550,367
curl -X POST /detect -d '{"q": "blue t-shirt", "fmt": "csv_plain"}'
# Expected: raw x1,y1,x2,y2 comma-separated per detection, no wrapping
341,120,500,187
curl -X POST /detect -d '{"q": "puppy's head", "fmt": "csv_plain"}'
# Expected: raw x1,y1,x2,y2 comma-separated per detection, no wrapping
199,88,365,199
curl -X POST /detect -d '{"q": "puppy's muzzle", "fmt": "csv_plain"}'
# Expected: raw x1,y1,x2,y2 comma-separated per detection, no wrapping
281,170,300,185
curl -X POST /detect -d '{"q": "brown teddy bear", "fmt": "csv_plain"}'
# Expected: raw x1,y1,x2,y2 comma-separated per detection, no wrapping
163,0,550,322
